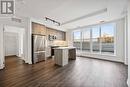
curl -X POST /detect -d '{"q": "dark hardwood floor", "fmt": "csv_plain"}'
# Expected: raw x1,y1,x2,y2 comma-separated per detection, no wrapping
0,56,128,87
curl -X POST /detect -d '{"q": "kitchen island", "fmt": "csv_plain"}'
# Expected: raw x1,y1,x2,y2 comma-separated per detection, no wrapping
54,47,76,66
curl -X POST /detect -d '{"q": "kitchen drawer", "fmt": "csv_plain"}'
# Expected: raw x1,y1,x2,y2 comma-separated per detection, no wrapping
33,52,46,63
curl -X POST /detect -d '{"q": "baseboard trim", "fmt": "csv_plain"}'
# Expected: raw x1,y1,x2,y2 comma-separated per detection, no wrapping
127,79,130,87
5,55,17,57
0,65,4,70
124,62,128,65
78,55,124,63
28,61,32,64
24,59,32,64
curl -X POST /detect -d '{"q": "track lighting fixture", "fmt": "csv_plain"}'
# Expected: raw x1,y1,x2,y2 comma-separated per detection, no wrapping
45,17,60,26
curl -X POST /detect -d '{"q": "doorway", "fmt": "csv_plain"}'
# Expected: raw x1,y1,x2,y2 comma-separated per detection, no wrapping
3,25,25,68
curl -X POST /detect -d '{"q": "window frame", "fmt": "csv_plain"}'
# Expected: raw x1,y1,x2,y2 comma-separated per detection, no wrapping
81,28,91,53
100,23,116,56
72,22,116,56
91,25,101,54
73,30,82,51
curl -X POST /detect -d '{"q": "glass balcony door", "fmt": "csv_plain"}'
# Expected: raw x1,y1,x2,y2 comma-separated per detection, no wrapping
73,30,82,54
101,23,115,55
82,28,91,53
92,26,100,53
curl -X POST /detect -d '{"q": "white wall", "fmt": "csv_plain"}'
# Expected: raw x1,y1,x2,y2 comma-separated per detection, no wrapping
0,25,4,69
66,29,73,47
115,19,125,62
4,32,18,56
127,0,130,86
67,18,125,63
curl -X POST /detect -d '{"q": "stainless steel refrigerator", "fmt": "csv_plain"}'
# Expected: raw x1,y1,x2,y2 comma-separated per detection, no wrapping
32,34,46,64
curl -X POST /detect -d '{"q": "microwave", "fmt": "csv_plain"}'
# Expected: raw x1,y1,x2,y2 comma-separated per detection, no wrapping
48,34,57,41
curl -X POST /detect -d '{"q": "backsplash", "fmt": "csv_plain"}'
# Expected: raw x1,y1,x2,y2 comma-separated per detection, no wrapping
52,40,67,46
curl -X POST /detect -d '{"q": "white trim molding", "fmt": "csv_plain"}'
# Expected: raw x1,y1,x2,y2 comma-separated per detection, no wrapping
124,16,128,65
0,24,4,69
0,65,4,69
127,0,130,86
127,79,130,87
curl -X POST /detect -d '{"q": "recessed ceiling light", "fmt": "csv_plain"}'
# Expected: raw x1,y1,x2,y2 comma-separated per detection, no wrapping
99,20,105,23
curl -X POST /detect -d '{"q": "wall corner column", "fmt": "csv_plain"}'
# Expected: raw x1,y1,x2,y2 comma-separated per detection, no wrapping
127,0,130,86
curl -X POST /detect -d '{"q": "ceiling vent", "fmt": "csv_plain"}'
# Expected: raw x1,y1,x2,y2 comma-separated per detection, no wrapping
16,0,25,4
11,17,22,23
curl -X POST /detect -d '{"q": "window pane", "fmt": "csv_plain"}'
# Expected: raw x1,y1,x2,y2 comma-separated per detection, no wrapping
82,29,90,52
73,31,81,51
92,26,100,53
101,23,115,54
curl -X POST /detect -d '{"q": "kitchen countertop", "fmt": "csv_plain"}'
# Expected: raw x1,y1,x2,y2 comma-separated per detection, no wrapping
54,46,76,66
53,47,76,50
50,45,68,47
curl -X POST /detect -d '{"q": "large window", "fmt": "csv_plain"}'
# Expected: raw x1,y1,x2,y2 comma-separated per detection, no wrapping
73,23,115,55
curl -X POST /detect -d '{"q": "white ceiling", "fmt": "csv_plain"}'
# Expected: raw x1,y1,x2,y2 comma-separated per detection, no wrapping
15,0,128,30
